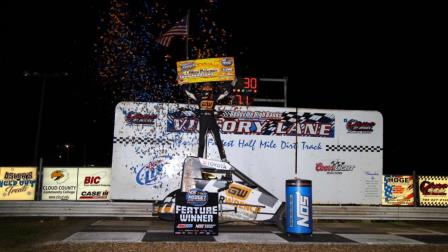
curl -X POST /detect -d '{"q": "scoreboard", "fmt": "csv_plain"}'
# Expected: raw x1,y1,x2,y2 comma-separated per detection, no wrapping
233,77,258,106
230,77,287,107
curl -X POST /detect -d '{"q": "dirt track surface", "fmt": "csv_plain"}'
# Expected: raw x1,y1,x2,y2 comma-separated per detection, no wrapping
3,218,448,251
35,243,448,252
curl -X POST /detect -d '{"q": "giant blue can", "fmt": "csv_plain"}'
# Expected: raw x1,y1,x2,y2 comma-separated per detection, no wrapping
286,179,312,235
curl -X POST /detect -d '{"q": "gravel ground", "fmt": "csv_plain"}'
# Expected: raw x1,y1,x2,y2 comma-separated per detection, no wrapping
33,242,448,252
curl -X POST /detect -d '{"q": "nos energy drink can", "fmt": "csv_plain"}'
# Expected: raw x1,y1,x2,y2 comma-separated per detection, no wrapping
286,179,312,235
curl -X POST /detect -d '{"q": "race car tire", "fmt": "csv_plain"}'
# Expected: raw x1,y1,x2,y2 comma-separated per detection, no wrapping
273,202,286,233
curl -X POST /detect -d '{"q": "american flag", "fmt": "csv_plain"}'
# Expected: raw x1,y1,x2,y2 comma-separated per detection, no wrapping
156,18,187,47
384,179,394,200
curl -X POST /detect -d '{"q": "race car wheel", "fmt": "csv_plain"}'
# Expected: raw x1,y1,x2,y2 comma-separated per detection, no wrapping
273,202,286,233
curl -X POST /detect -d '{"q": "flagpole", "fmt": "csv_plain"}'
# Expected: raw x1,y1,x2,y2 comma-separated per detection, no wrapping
185,9,190,60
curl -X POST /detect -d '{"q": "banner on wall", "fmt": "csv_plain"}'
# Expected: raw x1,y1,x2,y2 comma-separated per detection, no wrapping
0,167,37,200
174,190,219,235
419,176,448,207
382,175,414,206
77,168,111,200
112,102,383,205
42,168,78,200
176,57,235,84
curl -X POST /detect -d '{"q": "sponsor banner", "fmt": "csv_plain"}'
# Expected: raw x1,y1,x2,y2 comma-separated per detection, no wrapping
382,175,414,206
174,190,218,235
167,109,335,137
419,176,448,207
77,168,111,200
177,57,235,84
112,103,383,205
0,167,37,200
42,168,78,201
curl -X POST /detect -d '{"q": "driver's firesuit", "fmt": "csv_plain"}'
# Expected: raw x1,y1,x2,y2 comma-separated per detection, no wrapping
184,83,232,162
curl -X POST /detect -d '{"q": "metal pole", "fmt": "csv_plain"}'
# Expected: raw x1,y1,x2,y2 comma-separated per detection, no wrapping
33,74,47,165
294,107,298,177
204,130,208,159
36,157,44,201
413,170,418,207
284,77,288,107
185,9,190,60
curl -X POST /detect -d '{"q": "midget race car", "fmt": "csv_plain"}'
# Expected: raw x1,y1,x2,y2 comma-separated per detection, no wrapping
156,156,285,229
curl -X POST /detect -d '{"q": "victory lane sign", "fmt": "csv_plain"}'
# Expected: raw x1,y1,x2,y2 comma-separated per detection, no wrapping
174,189,218,235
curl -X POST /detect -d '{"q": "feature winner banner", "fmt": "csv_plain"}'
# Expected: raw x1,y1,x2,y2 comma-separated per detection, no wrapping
177,57,235,84
0,167,37,200
174,190,218,235
419,176,448,207
42,168,78,200
382,175,414,206
111,103,383,205
77,168,111,200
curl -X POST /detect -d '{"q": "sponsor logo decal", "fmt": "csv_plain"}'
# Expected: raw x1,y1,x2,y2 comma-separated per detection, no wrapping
221,57,234,66
177,224,193,229
132,155,172,186
180,61,195,71
315,161,355,175
84,176,101,185
226,183,251,200
125,112,157,125
79,190,108,199
345,119,375,134
186,189,209,207
420,181,448,196
296,192,310,228
199,159,227,170
50,170,64,181
3,172,33,180
49,169,71,184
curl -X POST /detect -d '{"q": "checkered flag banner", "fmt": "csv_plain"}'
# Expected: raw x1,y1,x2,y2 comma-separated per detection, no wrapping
297,112,335,137
326,145,383,152
263,112,297,136
113,137,173,146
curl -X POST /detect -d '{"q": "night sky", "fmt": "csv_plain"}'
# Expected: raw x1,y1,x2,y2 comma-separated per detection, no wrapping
1,1,443,175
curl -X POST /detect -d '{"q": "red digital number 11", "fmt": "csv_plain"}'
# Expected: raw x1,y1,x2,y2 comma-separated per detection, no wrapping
236,94,242,105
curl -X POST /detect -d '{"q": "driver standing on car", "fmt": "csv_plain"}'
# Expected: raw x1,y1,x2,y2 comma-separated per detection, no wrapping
184,80,236,162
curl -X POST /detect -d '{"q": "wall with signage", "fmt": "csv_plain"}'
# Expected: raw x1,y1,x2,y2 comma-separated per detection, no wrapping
382,175,414,206
77,168,111,200
111,102,383,205
0,167,37,200
41,167,111,201
42,168,78,200
419,176,448,207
